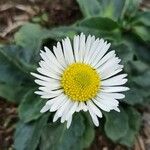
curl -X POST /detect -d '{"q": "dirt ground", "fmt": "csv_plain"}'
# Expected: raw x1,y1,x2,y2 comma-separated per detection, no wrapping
0,0,150,150
0,0,81,42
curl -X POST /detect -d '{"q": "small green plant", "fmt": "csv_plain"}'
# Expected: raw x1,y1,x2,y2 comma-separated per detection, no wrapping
0,0,149,149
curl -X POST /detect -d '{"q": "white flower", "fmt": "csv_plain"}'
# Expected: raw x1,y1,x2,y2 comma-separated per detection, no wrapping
31,33,129,128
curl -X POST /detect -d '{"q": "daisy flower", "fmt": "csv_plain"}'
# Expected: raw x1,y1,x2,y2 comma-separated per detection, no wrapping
31,33,129,128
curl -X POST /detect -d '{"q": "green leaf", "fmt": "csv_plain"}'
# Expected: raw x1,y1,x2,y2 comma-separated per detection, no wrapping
133,71,150,88
124,34,150,65
40,114,94,150
42,27,78,42
79,114,95,149
14,114,49,150
40,114,85,150
113,43,134,65
104,108,128,141
76,0,125,20
14,23,43,50
0,83,30,103
133,26,150,41
99,0,126,20
0,45,28,84
14,23,46,64
124,61,150,105
0,45,34,103
126,61,149,76
104,107,141,147
134,42,150,65
45,26,121,43
133,11,150,26
123,0,141,17
18,89,45,123
119,107,141,147
78,17,118,31
124,85,144,105
76,0,101,17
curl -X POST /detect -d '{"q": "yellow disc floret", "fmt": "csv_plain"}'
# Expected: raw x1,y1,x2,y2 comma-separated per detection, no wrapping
61,63,101,102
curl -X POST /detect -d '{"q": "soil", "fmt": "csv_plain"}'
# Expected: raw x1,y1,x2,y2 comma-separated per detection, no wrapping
0,0,81,42
0,0,150,150
0,100,18,150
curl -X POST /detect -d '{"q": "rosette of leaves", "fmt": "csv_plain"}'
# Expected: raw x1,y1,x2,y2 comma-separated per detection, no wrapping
0,0,149,149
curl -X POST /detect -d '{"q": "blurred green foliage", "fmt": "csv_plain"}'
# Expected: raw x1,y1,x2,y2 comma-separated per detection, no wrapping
0,0,150,149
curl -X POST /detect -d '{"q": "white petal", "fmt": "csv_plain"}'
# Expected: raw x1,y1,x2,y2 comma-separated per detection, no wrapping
41,94,59,99
99,63,123,80
87,101,102,118
88,39,107,66
101,74,128,86
98,92,125,100
39,60,62,75
66,37,75,63
67,116,72,128
99,99,119,109
82,102,88,112
39,87,62,94
52,98,70,122
76,102,82,112
50,94,68,112
114,107,120,112
102,68,123,80
40,105,50,113
61,101,74,123
93,98,111,112
35,90,61,99
34,91,45,95
37,88,62,99
55,99,71,118
102,79,128,86
88,108,99,126
53,42,67,68
53,113,59,122
102,74,127,81
79,33,86,62
97,92,119,104
35,79,60,89
46,93,65,105
84,35,95,62
90,40,106,66
31,72,58,82
96,95,119,108
42,47,64,70
65,101,78,120
76,102,88,112
98,57,121,74
73,35,80,62
62,38,74,64
96,97,119,111
92,41,110,67
43,47,63,68
37,67,60,80
84,38,99,64
102,86,129,93
94,50,115,69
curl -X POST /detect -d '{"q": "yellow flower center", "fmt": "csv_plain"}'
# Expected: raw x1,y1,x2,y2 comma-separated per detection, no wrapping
61,63,101,102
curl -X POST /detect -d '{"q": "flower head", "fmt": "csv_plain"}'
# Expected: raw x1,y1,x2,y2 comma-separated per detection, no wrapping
31,33,129,128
